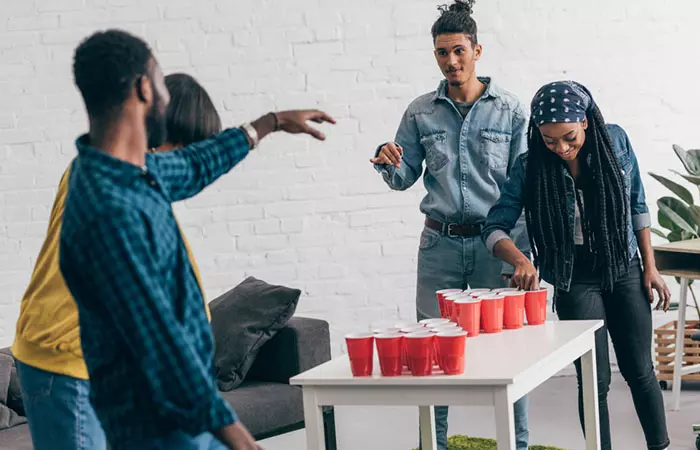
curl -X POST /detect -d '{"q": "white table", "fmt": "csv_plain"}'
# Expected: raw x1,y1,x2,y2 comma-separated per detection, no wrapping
291,320,603,450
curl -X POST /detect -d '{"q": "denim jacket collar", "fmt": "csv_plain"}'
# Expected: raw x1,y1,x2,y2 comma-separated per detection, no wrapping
432,77,501,104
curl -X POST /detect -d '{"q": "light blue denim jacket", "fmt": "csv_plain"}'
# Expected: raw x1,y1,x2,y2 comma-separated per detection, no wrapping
374,78,531,273
482,124,652,291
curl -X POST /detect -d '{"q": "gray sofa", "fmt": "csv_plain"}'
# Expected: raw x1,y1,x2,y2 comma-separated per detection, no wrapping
0,316,336,450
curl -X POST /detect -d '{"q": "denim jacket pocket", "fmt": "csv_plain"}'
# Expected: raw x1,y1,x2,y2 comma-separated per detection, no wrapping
479,129,511,171
420,132,449,173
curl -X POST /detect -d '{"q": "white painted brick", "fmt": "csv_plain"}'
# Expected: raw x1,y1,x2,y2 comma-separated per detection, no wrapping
58,10,112,27
263,202,314,219
210,205,264,222
35,0,84,12
237,235,288,252
8,16,59,31
287,184,340,201
262,249,296,265
281,218,304,234
297,247,332,263
0,207,32,223
293,41,343,60
253,219,281,235
0,130,40,145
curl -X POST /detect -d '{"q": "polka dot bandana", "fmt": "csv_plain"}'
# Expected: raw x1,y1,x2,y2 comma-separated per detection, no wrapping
530,80,592,126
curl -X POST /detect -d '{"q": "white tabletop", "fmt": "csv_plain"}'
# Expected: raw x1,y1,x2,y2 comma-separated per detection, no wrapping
291,320,602,387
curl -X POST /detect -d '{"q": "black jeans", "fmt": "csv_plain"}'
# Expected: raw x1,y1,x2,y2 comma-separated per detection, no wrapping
555,255,669,450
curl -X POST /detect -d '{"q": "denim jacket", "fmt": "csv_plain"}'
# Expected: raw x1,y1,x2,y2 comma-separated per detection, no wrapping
482,124,652,291
374,78,531,272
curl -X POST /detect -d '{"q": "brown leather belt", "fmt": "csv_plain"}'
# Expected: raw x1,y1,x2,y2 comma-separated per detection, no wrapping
425,217,482,238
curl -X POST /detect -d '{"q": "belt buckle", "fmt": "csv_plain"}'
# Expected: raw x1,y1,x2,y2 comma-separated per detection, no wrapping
446,223,459,238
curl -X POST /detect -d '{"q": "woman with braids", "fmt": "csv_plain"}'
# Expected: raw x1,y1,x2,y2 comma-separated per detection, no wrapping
483,80,670,450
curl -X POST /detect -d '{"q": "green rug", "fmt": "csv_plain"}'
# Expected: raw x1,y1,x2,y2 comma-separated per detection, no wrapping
412,435,568,450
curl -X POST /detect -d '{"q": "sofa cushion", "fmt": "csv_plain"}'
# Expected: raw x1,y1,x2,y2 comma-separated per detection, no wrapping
210,277,300,391
219,381,303,439
0,423,32,450
0,354,26,430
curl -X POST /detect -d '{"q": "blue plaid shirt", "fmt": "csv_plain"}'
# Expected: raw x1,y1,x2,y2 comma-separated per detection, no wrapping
59,128,250,448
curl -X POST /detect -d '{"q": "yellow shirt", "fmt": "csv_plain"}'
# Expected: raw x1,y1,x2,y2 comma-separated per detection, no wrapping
12,167,210,380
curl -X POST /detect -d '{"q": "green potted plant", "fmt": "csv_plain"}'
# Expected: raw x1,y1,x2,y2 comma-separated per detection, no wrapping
411,435,567,449
649,144,700,311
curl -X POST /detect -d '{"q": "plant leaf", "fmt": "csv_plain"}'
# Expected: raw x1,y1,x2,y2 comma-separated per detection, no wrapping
658,209,680,232
673,144,700,176
691,205,700,227
668,231,682,242
649,172,694,204
651,227,668,239
658,196,698,235
671,170,700,186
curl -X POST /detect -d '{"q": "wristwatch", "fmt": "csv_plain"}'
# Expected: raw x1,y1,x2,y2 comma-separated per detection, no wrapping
240,122,259,149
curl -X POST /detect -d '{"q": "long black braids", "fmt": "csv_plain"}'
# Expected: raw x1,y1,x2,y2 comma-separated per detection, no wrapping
524,104,630,291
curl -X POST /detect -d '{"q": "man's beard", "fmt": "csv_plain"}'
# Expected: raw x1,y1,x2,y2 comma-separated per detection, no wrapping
145,95,167,149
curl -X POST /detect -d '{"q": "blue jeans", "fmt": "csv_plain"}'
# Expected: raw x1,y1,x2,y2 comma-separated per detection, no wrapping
416,228,529,450
16,360,106,450
128,431,227,450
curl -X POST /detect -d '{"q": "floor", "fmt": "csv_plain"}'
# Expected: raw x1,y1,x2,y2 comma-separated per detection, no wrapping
260,373,700,450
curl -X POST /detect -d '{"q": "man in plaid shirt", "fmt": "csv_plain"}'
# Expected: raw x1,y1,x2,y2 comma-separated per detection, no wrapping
59,29,334,450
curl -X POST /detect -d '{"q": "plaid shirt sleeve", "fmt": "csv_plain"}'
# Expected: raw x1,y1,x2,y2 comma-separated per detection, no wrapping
62,208,237,434
150,127,250,202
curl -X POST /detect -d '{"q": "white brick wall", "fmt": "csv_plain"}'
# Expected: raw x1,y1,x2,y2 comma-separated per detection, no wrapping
1,0,700,352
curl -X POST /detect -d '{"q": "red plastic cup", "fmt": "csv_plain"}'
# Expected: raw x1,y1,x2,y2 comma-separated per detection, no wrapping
480,294,505,333
400,324,425,334
525,288,548,325
493,287,520,294
445,294,469,322
436,289,462,319
428,322,460,331
375,333,404,377
455,298,481,337
436,330,468,375
467,288,490,296
378,327,403,335
345,333,375,376
419,318,450,327
405,332,435,376
503,291,526,329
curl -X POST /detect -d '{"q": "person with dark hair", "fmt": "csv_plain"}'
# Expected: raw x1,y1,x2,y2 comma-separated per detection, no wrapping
13,68,231,449
483,80,671,450
52,29,333,450
161,73,222,149
370,1,529,449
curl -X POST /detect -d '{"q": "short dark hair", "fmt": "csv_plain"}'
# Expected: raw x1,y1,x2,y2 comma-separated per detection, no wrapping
431,0,478,45
164,73,222,146
73,29,153,118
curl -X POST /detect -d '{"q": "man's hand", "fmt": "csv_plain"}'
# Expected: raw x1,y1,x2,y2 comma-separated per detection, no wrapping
644,266,672,312
252,110,335,143
370,142,403,168
216,422,263,450
276,110,336,140
511,260,539,291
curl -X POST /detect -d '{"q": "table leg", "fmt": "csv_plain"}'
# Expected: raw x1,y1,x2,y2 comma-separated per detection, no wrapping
672,277,689,411
418,406,437,450
581,345,600,450
494,387,515,450
303,388,326,450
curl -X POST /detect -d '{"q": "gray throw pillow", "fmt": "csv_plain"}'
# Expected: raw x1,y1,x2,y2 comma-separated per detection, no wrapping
211,276,300,391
